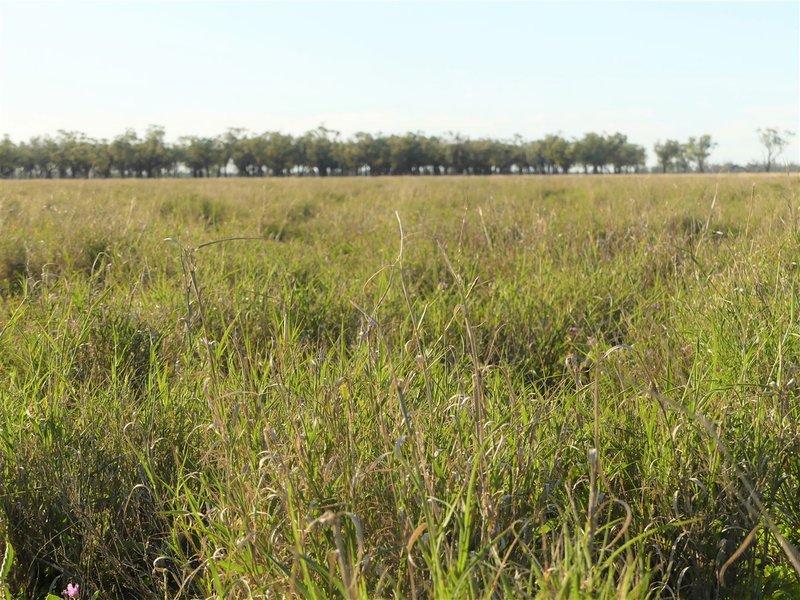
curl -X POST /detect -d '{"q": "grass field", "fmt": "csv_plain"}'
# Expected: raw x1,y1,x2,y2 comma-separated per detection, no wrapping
1,174,800,599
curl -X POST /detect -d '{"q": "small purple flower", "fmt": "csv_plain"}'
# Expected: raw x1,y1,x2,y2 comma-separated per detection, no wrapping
63,583,80,599
568,326,579,335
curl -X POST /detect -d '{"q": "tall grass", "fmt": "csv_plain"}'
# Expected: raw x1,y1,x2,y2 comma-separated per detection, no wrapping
0,174,799,598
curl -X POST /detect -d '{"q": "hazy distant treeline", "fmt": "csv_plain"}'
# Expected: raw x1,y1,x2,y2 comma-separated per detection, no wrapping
0,126,724,178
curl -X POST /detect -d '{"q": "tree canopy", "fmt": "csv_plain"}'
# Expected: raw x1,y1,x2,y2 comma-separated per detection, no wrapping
757,128,795,173
0,127,731,179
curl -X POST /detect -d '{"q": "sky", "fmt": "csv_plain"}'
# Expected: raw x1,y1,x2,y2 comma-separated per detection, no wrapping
0,1,798,166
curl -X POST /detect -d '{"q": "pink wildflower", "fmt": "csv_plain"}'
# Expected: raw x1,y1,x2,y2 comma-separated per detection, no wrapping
64,583,80,598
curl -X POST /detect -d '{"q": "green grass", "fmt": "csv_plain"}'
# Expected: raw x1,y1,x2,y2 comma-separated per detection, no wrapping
1,174,799,598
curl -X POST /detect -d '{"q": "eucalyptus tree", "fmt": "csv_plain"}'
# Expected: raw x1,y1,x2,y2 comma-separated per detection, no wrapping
757,128,795,172
22,137,59,178
675,144,691,173
348,132,391,175
508,134,528,174
524,140,546,174
654,139,683,173
54,131,95,177
110,130,139,177
575,132,608,174
260,132,296,176
464,138,494,174
14,141,36,177
685,135,716,172
387,133,424,175
605,133,646,173
301,126,340,176
81,138,113,178
420,135,446,175
0,136,18,177
248,135,270,176
606,133,628,174
179,136,225,177
136,126,172,177
224,129,261,176
542,134,574,174
445,135,465,173
345,132,371,175
486,139,514,174
622,143,647,173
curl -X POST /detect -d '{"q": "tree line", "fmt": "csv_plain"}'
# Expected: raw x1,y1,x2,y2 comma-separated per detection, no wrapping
0,126,726,178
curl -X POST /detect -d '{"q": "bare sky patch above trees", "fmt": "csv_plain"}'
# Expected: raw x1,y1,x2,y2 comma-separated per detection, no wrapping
1,1,797,166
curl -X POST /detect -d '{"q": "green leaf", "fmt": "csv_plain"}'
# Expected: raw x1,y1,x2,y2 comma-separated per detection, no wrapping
0,540,13,582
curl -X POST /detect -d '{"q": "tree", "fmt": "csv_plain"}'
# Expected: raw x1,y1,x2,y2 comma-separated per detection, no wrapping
508,134,528,174
653,139,682,173
179,136,224,177
605,133,625,174
137,126,171,177
600,133,645,174
387,133,423,175
111,129,139,177
464,138,493,174
301,126,339,176
445,132,470,174
0,136,19,177
685,135,716,173
757,128,795,172
622,143,647,173
421,135,446,175
88,138,113,178
224,129,260,176
2,125,749,179
524,140,546,174
22,137,58,178
542,134,574,174
675,144,690,173
485,139,514,174
348,132,391,175
14,140,37,177
575,133,608,174
54,131,94,177
261,132,296,176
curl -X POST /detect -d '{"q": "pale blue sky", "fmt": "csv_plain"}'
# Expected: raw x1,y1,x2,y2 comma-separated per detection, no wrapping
1,1,798,165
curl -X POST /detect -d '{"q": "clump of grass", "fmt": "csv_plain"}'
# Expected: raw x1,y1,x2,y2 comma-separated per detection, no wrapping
160,192,230,228
0,239,29,294
77,236,112,275
260,199,318,241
